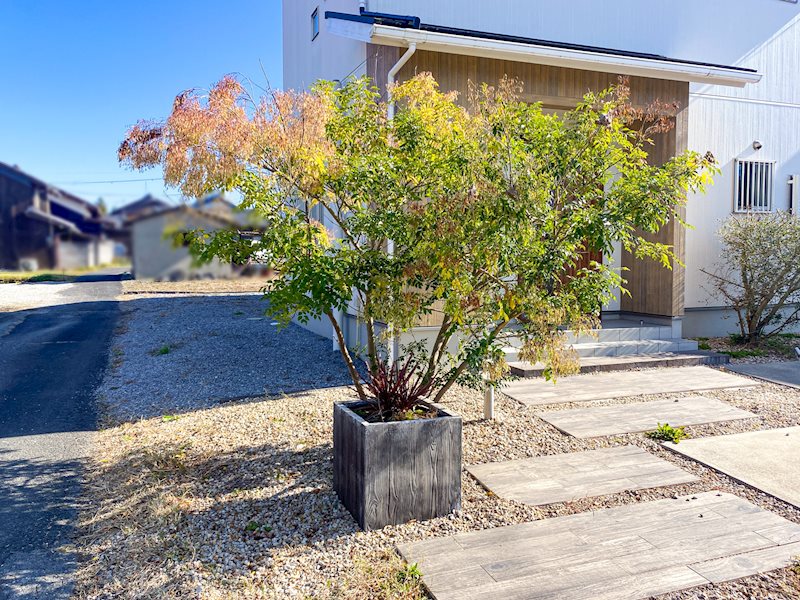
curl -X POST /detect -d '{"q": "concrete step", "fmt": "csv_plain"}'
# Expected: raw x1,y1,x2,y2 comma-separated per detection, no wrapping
503,338,698,362
564,325,675,345
509,351,730,378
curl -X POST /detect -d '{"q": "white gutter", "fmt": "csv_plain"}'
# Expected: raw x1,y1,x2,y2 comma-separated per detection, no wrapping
385,42,416,366
370,25,760,88
387,43,416,118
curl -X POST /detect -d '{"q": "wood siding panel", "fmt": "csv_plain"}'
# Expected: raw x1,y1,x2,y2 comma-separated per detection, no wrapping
367,45,689,318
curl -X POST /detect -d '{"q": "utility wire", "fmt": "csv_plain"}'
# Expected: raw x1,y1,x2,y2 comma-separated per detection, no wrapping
50,177,164,185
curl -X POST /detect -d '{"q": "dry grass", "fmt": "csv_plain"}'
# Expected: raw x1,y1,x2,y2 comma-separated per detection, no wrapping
121,277,272,295
75,389,426,599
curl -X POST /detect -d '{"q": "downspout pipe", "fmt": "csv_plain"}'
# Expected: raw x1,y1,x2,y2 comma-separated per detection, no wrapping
387,43,416,120
385,42,416,366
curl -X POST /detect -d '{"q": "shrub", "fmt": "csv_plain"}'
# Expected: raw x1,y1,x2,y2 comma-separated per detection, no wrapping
646,423,688,443
703,212,800,344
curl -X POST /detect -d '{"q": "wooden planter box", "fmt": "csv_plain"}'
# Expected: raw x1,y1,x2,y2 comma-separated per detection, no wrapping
333,400,462,531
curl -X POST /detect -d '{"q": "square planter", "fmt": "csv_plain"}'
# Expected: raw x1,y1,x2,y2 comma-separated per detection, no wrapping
333,400,462,531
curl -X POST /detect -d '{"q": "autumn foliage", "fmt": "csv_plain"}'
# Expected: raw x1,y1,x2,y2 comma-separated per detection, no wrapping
120,73,716,417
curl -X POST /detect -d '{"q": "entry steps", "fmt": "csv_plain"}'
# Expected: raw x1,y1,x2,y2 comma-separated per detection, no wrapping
509,351,729,377
502,319,729,377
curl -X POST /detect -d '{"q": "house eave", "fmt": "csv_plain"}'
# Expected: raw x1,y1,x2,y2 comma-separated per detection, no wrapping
326,16,761,88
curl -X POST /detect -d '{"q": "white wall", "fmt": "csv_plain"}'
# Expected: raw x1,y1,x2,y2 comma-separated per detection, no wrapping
283,0,367,91
684,13,800,324
131,212,234,281
289,1,800,337
57,239,93,269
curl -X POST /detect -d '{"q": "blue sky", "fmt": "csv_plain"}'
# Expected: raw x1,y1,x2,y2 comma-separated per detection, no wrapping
0,0,282,209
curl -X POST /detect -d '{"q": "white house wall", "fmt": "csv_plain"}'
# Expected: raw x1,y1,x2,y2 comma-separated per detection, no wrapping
287,1,800,339
684,12,800,336
282,0,367,91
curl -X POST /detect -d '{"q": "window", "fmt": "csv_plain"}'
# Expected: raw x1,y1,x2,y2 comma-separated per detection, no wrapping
734,159,775,213
311,8,319,40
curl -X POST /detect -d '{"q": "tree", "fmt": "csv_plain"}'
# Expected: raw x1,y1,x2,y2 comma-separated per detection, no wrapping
119,73,715,419
702,211,800,344
96,197,108,216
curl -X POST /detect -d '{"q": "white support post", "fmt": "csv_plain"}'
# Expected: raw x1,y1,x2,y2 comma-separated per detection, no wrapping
483,385,495,420
385,42,416,367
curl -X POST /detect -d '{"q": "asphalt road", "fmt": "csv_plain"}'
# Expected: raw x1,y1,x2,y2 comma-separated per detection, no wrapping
0,271,124,599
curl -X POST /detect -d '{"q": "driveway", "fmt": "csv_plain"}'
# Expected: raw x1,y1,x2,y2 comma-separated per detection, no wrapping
727,360,800,389
0,270,124,599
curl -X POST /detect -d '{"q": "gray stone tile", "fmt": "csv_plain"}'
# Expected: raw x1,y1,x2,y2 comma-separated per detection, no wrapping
536,396,757,439
664,426,800,508
504,366,758,407
467,446,697,506
398,492,800,600
689,541,800,584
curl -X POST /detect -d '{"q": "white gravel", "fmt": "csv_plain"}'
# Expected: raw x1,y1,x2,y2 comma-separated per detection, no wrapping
98,295,356,422
78,375,800,599
78,293,800,599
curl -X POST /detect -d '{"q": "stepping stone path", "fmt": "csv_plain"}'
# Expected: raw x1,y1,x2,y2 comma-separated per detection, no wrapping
666,426,800,509
503,365,758,407
398,492,800,600
467,446,697,506
536,396,757,439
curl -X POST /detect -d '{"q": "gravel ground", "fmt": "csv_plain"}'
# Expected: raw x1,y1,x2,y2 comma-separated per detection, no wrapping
122,278,272,295
77,364,800,599
98,295,355,422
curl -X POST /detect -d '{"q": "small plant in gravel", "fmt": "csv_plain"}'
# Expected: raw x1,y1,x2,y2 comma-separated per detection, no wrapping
396,562,423,586
120,72,716,421
646,423,688,444
151,345,171,356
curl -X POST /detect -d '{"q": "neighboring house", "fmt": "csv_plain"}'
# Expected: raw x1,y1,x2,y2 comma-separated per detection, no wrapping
129,204,239,280
283,0,800,348
109,193,170,228
193,192,253,227
0,161,116,270
108,194,171,257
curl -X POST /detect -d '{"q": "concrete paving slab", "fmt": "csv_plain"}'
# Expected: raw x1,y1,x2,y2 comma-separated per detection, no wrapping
504,366,758,407
726,361,800,389
665,426,800,509
398,492,800,600
467,446,697,506
536,396,757,439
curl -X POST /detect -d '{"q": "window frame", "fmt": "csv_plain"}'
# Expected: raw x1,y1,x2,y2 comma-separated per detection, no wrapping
733,158,775,213
311,7,320,41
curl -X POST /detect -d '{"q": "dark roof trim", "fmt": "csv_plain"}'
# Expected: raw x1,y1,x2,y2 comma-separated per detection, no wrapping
325,11,756,75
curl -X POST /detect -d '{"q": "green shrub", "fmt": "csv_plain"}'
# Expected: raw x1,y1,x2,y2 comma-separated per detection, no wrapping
646,423,688,443
720,349,764,359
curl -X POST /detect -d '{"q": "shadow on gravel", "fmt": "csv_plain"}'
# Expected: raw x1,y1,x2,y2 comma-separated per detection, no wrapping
77,436,356,596
99,294,358,422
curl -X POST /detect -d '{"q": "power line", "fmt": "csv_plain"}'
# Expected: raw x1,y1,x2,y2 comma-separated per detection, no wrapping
50,177,164,185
